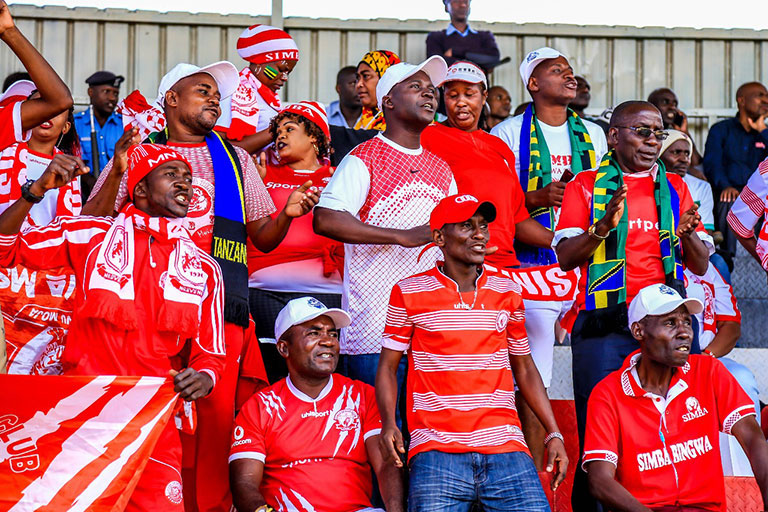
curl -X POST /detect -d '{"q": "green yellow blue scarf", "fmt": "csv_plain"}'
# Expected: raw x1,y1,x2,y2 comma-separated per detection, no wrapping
586,151,684,310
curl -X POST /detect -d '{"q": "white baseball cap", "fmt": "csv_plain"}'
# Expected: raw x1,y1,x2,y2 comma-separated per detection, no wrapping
0,80,35,106
627,283,704,328
441,61,487,88
376,55,448,110
274,297,351,343
519,47,566,88
155,61,239,108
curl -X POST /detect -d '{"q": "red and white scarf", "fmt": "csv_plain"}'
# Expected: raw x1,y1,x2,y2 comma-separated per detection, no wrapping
0,143,82,224
80,204,207,337
116,90,167,141
228,67,281,141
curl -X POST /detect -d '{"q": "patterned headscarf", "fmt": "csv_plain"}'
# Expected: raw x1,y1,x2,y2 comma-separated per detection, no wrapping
360,50,401,78
355,50,401,131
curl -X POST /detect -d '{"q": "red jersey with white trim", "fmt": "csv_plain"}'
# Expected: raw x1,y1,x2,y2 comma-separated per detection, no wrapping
382,263,531,460
0,216,226,383
684,264,740,349
556,168,705,311
229,374,381,512
583,351,755,510
0,101,30,151
247,163,341,278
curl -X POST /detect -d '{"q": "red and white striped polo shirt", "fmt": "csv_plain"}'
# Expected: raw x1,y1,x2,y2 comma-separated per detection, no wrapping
728,157,768,268
382,263,531,460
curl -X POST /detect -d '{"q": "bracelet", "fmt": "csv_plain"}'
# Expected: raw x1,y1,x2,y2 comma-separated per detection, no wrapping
703,349,717,358
544,431,564,445
587,223,609,240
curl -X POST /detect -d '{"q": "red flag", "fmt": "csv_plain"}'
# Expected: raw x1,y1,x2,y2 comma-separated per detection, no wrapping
0,375,178,511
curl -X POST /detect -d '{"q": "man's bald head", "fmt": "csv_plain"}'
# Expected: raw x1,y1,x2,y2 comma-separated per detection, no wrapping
736,82,768,121
609,100,661,130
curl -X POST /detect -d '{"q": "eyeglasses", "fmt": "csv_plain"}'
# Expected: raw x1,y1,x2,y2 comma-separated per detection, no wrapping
615,126,669,140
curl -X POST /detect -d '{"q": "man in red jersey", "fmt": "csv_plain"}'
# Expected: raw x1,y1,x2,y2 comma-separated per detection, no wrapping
0,143,226,510
230,297,404,512
377,194,567,510
583,283,768,511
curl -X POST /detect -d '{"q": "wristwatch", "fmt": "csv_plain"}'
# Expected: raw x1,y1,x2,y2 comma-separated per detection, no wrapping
254,505,275,512
587,223,609,240
20,179,44,204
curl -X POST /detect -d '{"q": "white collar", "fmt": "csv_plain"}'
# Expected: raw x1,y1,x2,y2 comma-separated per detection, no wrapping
446,23,477,36
286,374,334,403
623,162,659,179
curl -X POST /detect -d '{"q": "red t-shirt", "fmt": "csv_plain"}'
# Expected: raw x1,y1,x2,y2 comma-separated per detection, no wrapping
556,168,704,311
382,263,531,460
421,124,529,267
0,100,28,152
229,374,381,512
583,352,755,510
247,163,342,276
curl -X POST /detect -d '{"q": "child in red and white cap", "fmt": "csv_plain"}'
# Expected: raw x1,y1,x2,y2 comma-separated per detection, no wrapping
216,24,300,155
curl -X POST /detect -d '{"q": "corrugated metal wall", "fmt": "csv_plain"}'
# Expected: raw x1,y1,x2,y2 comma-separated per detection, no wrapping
3,4,768,143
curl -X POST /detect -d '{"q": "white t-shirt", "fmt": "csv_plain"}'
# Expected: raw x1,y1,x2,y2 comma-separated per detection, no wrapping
490,113,609,181
684,174,715,232
317,133,457,355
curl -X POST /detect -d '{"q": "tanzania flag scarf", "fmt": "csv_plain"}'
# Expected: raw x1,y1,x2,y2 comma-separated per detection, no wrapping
517,103,597,265
146,128,251,327
586,151,684,311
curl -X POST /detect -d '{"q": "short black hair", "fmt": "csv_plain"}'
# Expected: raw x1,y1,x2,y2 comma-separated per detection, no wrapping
269,111,331,158
336,66,357,85
3,71,31,92
610,100,660,129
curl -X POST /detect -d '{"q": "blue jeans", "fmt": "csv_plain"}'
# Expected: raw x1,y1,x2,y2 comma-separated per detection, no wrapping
408,450,550,511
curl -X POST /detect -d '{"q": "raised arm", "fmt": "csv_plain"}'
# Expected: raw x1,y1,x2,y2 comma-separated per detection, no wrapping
81,127,140,216
0,2,73,132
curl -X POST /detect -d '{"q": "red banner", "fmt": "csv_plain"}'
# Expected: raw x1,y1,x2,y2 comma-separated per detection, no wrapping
502,264,579,302
0,265,76,374
0,375,178,511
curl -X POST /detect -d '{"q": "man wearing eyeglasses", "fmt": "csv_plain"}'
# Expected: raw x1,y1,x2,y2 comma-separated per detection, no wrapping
553,100,712,511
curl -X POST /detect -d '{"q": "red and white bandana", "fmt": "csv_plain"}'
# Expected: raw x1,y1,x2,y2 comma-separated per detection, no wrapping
227,67,282,141
236,24,299,65
80,204,206,336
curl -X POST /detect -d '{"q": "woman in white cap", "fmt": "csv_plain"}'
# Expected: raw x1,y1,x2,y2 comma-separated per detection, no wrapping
217,24,300,154
421,61,553,271
248,101,343,383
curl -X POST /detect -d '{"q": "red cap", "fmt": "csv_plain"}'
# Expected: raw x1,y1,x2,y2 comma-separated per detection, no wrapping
430,194,496,231
281,101,330,141
126,144,191,200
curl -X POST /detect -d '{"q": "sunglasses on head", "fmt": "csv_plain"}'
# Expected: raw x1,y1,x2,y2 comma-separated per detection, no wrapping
615,126,669,140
